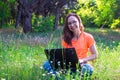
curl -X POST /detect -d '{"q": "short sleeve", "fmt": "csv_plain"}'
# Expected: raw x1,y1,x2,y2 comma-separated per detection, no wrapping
86,33,95,48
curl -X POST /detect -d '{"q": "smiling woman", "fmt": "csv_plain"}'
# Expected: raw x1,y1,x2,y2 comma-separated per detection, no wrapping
62,13,98,78
43,13,98,79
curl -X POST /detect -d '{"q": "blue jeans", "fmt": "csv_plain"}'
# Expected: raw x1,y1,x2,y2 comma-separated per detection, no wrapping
81,63,93,76
43,61,57,74
43,61,93,76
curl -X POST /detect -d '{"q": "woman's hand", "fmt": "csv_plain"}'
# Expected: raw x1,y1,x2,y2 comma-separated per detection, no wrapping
79,59,86,66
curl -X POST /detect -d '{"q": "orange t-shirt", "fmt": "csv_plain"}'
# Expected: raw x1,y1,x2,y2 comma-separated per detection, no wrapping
62,32,95,59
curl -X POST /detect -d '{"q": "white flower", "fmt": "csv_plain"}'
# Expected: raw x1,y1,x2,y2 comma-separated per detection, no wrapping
40,66,43,69
1,78,6,80
42,73,46,76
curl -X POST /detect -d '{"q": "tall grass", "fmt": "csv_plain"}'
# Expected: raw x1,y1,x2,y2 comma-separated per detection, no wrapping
0,28,120,80
0,32,46,80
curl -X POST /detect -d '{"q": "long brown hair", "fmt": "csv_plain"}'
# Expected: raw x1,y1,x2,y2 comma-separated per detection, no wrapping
62,13,84,45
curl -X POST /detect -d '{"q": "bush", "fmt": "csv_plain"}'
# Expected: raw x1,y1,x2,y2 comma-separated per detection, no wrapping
110,19,120,29
32,14,55,32
0,1,11,28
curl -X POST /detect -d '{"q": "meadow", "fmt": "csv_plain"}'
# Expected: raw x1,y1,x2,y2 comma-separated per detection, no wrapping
0,28,120,80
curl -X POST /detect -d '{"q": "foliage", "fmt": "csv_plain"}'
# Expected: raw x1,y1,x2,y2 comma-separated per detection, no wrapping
0,1,11,27
94,0,117,28
110,19,120,29
77,0,96,27
0,0,16,28
0,32,46,79
74,0,119,28
74,0,98,27
32,14,55,32
114,0,120,19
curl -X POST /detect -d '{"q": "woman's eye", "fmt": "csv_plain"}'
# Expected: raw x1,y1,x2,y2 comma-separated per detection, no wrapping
73,21,77,23
68,21,77,26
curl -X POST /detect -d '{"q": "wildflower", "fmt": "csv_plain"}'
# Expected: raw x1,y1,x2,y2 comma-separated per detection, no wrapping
1,78,6,80
40,66,43,70
57,61,61,66
50,71,53,74
47,72,51,75
42,73,46,76
52,73,55,77
50,61,53,63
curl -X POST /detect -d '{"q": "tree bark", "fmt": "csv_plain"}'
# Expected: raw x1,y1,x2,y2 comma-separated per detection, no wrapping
15,0,32,33
54,7,61,30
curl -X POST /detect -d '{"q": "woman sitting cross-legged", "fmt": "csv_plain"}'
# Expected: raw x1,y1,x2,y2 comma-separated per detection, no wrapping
43,13,98,79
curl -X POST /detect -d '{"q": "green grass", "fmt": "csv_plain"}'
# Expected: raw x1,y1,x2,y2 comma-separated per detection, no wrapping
0,28,120,80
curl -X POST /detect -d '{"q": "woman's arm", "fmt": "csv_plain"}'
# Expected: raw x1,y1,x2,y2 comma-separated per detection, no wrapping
79,44,98,63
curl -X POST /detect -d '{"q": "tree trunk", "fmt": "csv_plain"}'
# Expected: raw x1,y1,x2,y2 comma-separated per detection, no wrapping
15,0,32,33
54,8,60,30
22,12,32,33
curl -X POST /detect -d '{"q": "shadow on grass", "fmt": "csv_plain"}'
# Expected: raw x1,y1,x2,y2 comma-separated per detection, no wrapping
85,28,120,49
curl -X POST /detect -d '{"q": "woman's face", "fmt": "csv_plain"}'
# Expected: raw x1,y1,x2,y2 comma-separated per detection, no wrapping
67,16,80,32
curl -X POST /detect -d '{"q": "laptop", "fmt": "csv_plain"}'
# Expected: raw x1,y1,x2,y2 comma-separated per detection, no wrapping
44,48,81,72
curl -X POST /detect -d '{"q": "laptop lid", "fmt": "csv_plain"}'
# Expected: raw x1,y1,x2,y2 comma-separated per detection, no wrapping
44,48,80,71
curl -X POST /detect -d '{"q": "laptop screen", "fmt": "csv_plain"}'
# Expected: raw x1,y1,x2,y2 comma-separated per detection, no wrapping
44,48,80,71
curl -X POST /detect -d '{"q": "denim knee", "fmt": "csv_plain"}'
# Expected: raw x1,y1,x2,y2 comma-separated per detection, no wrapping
43,61,52,72
81,63,93,76
43,61,56,74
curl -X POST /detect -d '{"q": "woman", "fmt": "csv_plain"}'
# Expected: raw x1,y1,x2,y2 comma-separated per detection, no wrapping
62,13,98,76
43,13,98,77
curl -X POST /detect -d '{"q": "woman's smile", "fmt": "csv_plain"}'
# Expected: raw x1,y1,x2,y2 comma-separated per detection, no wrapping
68,16,80,32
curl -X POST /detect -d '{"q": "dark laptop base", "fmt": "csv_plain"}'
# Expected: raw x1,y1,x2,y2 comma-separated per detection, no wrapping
44,48,81,71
